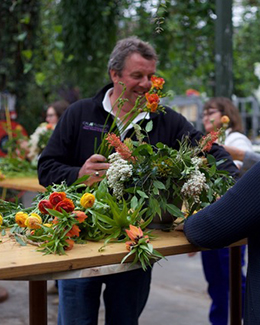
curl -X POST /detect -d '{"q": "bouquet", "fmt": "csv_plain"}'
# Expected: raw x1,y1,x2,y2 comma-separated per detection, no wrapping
27,122,55,165
0,77,235,270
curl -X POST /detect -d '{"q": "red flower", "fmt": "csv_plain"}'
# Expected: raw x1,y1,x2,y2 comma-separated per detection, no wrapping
49,192,67,206
55,198,75,213
151,75,165,89
106,133,135,162
38,200,53,214
66,224,80,238
200,131,220,152
145,93,160,112
73,210,88,223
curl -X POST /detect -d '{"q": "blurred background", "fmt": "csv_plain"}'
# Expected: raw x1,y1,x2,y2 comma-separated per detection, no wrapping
1,0,260,142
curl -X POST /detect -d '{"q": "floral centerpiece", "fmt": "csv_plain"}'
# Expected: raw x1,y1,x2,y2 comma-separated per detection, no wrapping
27,122,55,165
0,77,235,270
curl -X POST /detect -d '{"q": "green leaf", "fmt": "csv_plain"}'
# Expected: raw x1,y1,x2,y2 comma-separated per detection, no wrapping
1,229,6,236
130,196,138,210
35,72,46,86
153,180,166,190
14,235,27,246
22,50,33,60
166,204,183,218
145,120,153,133
136,190,149,199
16,32,27,41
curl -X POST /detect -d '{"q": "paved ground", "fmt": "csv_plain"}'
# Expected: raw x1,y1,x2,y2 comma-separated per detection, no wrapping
0,191,211,325
0,254,211,325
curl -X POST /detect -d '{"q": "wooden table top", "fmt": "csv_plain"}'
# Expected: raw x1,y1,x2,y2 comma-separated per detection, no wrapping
0,229,246,280
0,177,45,193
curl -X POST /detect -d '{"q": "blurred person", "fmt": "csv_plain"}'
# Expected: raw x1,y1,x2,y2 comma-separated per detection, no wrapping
200,97,253,325
45,100,70,126
37,36,238,325
184,160,260,325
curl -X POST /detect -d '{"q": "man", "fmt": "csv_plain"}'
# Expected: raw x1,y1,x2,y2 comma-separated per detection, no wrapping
38,36,238,325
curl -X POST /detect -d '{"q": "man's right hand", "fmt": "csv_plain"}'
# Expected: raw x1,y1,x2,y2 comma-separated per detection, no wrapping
78,154,110,186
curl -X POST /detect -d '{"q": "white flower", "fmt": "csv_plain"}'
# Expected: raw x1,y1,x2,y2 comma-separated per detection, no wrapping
27,123,54,162
181,169,209,203
107,152,133,199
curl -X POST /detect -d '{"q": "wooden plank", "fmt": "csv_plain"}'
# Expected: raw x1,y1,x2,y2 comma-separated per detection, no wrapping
0,177,45,193
0,229,246,280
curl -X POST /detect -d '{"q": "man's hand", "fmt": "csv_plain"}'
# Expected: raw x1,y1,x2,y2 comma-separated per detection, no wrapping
78,154,110,186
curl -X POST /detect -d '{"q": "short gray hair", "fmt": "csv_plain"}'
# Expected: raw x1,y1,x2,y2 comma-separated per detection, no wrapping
108,36,158,78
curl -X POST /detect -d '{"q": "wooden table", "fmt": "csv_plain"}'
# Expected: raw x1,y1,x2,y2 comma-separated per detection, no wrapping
0,177,45,193
0,177,245,325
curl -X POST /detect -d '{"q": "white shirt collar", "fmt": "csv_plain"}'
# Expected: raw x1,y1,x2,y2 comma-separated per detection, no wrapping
102,87,150,140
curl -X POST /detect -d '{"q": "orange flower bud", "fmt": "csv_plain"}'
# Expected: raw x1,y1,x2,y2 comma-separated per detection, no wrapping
80,193,95,209
151,75,165,89
64,239,74,251
145,93,160,112
125,225,143,242
15,212,29,227
66,225,80,238
125,241,135,251
221,115,230,124
72,210,88,223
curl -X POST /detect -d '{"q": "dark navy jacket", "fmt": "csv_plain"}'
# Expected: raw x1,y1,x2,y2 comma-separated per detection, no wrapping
184,161,260,325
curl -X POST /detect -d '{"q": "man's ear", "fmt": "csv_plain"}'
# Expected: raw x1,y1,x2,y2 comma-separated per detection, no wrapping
110,70,119,84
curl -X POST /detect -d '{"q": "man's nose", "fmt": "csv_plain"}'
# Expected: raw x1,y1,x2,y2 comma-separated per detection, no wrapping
140,76,151,89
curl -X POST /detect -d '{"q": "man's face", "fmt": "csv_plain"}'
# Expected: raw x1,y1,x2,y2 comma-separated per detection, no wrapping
110,52,157,112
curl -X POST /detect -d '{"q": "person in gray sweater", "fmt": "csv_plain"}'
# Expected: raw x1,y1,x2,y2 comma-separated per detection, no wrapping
184,160,260,325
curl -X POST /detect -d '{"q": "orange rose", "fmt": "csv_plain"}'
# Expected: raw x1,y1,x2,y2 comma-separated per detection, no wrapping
55,198,75,213
145,93,160,112
66,224,80,238
38,200,53,214
49,192,67,206
72,211,88,223
151,75,165,89
15,212,29,227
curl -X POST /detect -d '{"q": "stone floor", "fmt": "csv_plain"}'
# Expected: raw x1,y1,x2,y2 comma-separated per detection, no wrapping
0,253,211,325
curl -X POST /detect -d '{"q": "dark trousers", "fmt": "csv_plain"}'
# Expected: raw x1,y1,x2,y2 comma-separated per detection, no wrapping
57,267,152,325
201,246,246,325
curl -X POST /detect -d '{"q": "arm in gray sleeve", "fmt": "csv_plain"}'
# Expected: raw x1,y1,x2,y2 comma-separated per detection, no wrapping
240,151,260,176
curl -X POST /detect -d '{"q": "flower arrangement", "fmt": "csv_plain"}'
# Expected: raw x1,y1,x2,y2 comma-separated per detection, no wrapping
0,123,36,178
0,77,235,270
27,122,55,165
